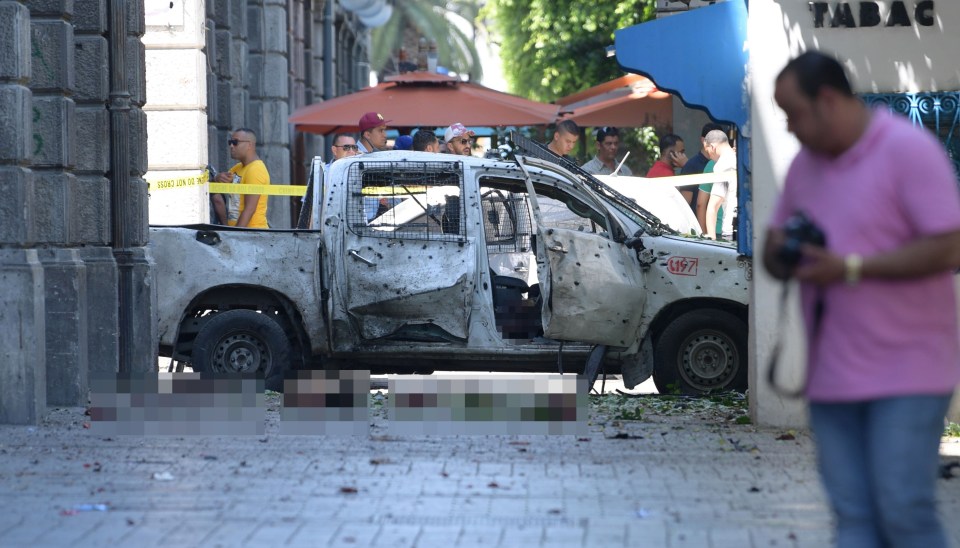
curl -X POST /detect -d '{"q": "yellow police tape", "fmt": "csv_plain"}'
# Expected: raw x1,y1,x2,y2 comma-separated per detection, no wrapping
146,172,209,191
208,183,308,196
146,172,308,196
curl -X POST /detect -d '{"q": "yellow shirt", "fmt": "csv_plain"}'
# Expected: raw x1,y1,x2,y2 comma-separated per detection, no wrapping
227,159,270,228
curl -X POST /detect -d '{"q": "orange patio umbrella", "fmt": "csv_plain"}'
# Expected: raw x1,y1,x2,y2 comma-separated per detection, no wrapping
289,71,560,134
557,75,673,128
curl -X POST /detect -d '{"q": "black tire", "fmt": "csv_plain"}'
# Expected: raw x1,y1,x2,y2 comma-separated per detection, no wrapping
192,309,291,392
653,309,747,395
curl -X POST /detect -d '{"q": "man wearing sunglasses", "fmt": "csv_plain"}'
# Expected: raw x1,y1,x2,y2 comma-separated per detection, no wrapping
444,123,475,156
214,128,270,228
330,134,360,164
582,127,632,176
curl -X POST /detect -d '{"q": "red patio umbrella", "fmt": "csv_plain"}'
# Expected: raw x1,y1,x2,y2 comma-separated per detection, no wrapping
289,71,559,134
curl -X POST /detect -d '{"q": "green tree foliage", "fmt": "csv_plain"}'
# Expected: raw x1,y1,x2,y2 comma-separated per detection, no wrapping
371,0,484,81
481,0,656,102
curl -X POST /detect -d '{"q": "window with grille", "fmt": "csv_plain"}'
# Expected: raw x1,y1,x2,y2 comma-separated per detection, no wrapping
480,189,532,253
346,161,465,241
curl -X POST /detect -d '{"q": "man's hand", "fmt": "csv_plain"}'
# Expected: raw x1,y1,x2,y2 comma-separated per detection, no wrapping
215,172,233,183
670,150,688,169
794,244,844,286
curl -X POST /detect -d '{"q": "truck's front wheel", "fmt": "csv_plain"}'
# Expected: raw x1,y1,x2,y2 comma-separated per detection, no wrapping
653,309,747,395
192,309,290,391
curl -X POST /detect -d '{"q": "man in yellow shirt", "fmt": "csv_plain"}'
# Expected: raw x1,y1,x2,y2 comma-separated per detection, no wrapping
215,128,270,228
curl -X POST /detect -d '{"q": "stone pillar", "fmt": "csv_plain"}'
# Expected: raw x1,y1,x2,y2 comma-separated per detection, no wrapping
0,5,44,422
748,1,807,428
39,248,88,406
75,0,120,377
0,249,46,424
27,2,91,406
111,0,156,374
0,2,45,423
249,0,290,228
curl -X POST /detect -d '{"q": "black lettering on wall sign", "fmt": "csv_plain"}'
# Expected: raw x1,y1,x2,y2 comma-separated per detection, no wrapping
859,2,881,26
810,2,830,28
832,2,856,27
886,1,911,26
915,0,935,26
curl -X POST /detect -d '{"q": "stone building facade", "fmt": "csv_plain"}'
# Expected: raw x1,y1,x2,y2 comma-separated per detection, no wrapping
0,0,372,424
146,0,370,227
1,0,152,425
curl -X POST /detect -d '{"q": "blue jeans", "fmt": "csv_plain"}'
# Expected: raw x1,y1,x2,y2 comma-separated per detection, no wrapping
809,395,952,548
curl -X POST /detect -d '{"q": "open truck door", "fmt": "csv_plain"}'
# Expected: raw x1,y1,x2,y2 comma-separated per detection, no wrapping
516,156,647,348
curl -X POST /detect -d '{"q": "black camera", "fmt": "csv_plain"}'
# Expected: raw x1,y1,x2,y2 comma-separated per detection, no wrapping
778,211,826,270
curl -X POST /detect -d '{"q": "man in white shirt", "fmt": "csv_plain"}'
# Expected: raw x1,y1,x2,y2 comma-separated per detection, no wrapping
703,129,737,240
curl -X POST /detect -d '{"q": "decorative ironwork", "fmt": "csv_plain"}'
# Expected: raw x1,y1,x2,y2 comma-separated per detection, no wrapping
863,92,960,178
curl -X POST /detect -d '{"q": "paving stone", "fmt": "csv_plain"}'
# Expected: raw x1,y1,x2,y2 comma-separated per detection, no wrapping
0,393,955,547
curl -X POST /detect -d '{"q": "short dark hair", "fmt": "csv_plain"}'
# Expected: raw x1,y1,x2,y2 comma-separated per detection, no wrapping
332,134,354,146
412,129,438,151
233,127,257,143
555,120,579,136
700,123,724,138
658,133,683,151
777,50,854,99
595,126,620,142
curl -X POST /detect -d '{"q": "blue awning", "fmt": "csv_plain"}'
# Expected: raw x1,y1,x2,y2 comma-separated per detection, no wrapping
614,0,748,129
615,0,753,254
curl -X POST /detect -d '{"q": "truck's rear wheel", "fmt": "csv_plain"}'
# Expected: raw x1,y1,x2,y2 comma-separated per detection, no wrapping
192,309,290,392
653,309,747,395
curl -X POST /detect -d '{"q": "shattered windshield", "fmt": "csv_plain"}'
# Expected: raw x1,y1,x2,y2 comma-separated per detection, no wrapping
507,131,675,236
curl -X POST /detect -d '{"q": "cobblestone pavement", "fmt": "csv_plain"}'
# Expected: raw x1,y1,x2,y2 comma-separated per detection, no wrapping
1,381,958,548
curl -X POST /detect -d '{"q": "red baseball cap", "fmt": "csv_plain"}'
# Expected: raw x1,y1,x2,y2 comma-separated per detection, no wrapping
359,112,391,132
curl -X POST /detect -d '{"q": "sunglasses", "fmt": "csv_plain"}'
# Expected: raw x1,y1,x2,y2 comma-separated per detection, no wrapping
227,139,251,146
334,144,359,151
454,138,472,146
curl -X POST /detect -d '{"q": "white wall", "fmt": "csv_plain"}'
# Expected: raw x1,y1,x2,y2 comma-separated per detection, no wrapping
143,0,209,225
749,0,960,426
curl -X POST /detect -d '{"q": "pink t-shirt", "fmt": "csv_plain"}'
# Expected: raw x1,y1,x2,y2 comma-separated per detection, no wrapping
771,110,960,402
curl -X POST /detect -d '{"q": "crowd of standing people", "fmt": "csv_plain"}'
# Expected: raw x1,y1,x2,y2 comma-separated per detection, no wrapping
210,107,741,240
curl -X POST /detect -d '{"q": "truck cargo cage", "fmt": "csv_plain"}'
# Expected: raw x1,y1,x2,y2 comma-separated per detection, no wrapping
346,160,467,243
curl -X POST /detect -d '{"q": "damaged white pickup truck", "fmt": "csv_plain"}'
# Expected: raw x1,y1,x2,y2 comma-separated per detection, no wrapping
151,137,751,394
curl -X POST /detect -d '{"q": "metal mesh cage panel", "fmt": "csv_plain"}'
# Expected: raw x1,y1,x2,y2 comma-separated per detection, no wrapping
347,161,466,241
481,190,532,253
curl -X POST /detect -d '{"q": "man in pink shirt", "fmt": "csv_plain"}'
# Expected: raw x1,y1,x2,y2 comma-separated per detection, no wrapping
764,51,960,548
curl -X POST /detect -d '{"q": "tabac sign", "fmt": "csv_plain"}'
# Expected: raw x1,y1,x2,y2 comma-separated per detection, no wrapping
809,1,935,28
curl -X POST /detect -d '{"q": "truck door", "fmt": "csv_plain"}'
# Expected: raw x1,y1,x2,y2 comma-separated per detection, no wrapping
517,159,647,348
333,160,476,343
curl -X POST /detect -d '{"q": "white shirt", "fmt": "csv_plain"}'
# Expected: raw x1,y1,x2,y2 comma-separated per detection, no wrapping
710,148,737,238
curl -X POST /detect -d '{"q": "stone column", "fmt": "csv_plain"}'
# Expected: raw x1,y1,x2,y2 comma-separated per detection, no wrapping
248,0,290,228
0,3,45,422
28,2,91,405
0,0,45,424
75,0,120,376
110,0,156,374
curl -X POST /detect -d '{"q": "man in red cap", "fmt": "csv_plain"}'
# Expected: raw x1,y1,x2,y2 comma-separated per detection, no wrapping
357,112,390,153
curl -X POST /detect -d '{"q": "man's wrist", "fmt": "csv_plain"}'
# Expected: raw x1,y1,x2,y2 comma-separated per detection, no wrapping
844,253,863,285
